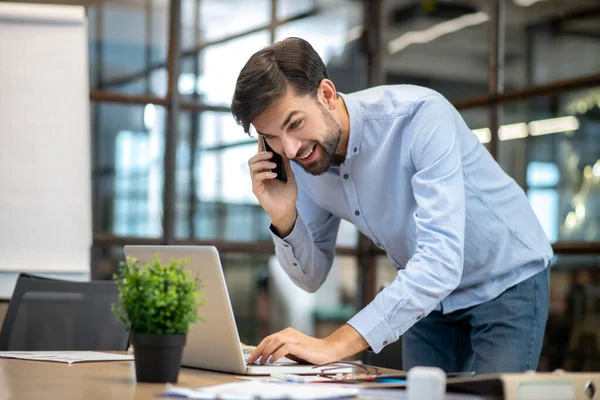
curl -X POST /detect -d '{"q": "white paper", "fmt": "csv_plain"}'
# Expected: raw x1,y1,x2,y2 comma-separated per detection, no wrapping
164,381,359,400
239,375,331,384
0,351,133,364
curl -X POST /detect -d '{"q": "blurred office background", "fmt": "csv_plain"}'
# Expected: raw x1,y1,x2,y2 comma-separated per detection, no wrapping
0,0,599,371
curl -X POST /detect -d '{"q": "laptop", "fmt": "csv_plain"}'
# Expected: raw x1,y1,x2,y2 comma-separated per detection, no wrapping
123,245,351,376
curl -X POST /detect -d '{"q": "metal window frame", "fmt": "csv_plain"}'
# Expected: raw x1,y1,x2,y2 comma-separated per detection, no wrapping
89,0,600,303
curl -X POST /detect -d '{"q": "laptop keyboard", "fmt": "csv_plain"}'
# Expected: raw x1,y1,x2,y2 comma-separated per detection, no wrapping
242,349,253,360
242,348,294,365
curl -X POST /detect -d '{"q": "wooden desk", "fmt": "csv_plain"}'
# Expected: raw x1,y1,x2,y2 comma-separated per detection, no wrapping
0,357,243,399
0,357,396,400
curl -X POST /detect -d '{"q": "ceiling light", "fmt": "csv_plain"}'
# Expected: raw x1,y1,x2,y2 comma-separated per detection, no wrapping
499,123,528,141
178,73,196,95
387,11,489,54
144,104,156,130
514,0,546,6
576,101,588,114
575,205,586,220
593,161,600,177
565,212,577,230
529,116,579,136
472,128,491,144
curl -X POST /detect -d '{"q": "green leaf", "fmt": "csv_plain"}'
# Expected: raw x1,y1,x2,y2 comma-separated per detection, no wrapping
111,254,205,335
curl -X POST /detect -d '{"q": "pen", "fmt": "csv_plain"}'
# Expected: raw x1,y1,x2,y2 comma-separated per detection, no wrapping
269,373,308,383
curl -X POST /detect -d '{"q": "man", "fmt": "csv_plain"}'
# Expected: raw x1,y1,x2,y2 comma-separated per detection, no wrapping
232,37,553,373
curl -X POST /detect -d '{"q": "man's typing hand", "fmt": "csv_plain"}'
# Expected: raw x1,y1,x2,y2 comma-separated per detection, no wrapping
246,327,337,365
246,324,369,365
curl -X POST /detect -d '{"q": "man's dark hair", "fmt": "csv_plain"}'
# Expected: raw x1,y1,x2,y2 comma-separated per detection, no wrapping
231,37,329,136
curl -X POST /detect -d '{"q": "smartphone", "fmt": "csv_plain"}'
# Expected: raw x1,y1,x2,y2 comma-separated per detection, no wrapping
261,136,287,183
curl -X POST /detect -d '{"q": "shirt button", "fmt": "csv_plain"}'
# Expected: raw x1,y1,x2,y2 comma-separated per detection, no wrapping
293,262,298,266
353,147,357,153
343,174,349,179
383,341,388,346
283,243,289,247
355,210,360,216
416,315,422,320
376,242,382,247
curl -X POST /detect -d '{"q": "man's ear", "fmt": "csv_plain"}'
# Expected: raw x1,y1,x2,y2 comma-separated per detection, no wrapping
318,79,337,111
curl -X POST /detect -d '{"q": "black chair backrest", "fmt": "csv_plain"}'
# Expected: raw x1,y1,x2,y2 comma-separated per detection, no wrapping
0,273,129,351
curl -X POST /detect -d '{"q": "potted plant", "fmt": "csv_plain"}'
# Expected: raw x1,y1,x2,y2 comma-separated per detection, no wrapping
112,255,204,383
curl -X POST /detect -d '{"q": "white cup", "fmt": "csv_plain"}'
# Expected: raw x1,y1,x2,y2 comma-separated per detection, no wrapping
407,366,446,400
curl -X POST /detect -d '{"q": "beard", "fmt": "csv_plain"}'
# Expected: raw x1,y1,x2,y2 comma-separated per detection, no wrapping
292,104,342,176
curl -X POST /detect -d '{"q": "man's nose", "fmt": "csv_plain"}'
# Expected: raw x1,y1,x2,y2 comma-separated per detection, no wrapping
280,135,302,159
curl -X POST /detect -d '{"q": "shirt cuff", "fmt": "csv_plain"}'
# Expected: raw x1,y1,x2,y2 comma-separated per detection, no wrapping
347,302,399,354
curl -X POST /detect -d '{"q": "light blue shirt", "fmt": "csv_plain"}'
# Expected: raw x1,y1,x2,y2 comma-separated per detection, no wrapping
270,85,554,353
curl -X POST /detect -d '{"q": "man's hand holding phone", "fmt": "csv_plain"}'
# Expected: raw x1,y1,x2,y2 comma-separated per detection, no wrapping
248,137,298,237
261,136,287,183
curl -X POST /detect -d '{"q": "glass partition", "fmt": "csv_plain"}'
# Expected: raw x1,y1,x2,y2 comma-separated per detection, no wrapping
88,1,169,94
92,103,167,238
496,88,600,243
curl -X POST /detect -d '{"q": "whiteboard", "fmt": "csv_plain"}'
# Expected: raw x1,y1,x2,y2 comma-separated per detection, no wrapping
0,3,91,274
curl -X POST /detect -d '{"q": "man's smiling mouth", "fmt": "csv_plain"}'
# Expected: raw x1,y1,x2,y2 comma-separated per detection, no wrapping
297,144,316,160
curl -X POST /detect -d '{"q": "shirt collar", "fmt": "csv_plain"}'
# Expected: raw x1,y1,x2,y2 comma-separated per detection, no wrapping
338,92,364,161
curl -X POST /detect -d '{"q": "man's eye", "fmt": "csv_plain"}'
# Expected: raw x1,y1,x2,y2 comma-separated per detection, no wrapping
290,120,302,130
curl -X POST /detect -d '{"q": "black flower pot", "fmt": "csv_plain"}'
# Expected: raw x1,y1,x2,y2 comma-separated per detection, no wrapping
131,333,187,383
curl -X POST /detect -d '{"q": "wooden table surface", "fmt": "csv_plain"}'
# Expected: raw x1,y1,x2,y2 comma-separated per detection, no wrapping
0,357,258,400
0,356,394,400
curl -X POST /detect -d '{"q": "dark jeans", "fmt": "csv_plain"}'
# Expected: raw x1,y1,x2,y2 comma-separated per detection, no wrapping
402,267,550,374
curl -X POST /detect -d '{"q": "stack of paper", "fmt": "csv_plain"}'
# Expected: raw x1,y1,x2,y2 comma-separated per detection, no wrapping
0,351,134,364
164,381,359,399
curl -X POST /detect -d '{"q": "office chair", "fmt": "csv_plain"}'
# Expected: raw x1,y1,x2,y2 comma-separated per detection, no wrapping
0,273,129,351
